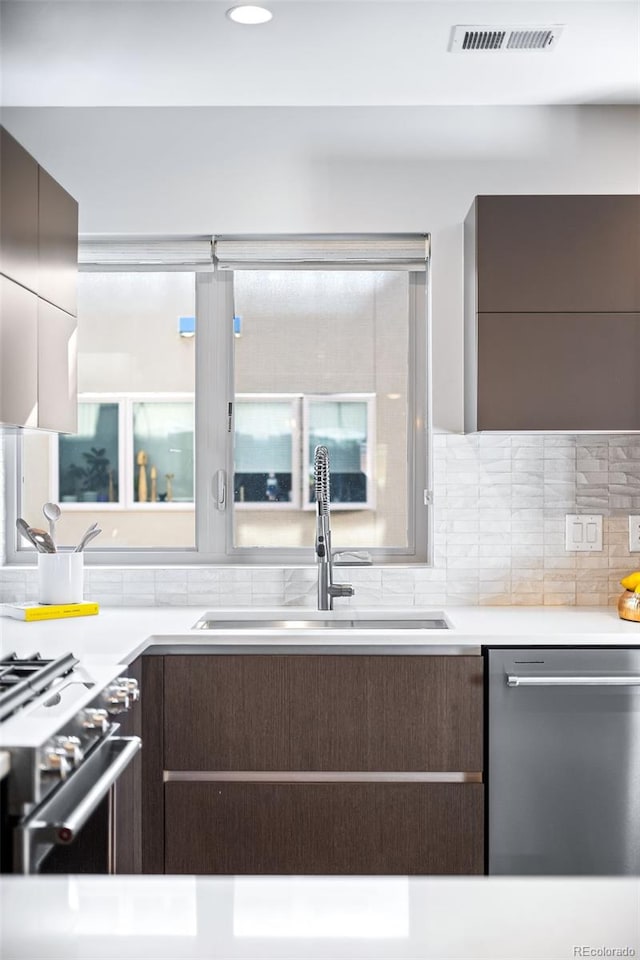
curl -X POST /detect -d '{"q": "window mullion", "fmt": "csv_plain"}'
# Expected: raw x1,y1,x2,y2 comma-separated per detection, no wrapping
195,271,234,558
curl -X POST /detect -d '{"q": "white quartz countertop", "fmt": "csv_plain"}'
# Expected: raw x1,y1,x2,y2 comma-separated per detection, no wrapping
1,875,638,960
2,605,640,665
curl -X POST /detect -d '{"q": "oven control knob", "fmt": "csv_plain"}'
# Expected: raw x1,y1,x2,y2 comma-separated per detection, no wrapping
82,708,109,732
40,748,72,780
55,735,84,766
105,687,130,715
116,677,140,702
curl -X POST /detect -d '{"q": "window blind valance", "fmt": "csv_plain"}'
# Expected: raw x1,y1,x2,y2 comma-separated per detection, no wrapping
78,237,213,269
214,235,430,271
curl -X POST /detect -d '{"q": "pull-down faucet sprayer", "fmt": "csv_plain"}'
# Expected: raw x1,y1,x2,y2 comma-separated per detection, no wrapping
314,445,354,611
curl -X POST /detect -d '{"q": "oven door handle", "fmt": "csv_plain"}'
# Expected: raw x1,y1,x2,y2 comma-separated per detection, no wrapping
14,735,141,874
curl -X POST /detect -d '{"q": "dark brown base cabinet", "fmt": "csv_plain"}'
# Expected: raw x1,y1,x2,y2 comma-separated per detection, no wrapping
165,782,484,875
141,654,485,876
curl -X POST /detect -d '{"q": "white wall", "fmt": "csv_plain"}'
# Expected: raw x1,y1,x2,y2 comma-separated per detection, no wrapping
3,105,639,433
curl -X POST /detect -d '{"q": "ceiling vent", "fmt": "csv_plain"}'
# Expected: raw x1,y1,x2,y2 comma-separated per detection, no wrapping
449,25,564,52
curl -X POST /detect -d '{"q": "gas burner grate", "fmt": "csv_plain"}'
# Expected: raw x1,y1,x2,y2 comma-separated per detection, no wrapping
0,652,79,722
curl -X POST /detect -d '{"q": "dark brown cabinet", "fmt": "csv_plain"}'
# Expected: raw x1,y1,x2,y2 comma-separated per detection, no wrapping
38,166,79,318
0,276,39,428
0,124,78,432
475,195,640,315
165,781,484,875
114,657,142,874
465,194,640,431
477,312,640,431
148,653,484,876
37,299,78,433
164,654,483,772
0,127,39,293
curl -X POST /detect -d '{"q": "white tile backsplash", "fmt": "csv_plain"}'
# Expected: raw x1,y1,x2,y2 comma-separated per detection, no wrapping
4,432,640,608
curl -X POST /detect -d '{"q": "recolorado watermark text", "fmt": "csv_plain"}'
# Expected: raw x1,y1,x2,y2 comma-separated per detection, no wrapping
573,948,636,958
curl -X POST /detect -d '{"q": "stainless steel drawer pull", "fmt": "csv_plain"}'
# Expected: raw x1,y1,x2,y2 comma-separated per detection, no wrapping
164,770,483,783
507,674,640,687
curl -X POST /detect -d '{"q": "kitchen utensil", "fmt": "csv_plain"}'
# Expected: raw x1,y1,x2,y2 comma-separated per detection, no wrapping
73,521,99,552
42,502,61,545
16,518,44,552
28,527,57,553
74,527,102,552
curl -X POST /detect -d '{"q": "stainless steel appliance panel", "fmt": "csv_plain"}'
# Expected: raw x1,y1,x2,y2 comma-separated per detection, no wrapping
488,647,640,875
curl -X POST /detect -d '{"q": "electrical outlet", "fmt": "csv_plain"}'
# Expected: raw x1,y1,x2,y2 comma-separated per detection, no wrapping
628,516,640,552
565,514,603,552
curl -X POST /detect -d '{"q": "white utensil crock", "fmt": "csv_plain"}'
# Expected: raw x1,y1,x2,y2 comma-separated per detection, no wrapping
38,552,84,604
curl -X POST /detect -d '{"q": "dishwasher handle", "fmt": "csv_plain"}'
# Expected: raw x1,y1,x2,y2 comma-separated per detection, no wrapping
507,674,640,687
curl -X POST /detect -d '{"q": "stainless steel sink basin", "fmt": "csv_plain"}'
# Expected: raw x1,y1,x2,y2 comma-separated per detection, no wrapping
193,617,450,631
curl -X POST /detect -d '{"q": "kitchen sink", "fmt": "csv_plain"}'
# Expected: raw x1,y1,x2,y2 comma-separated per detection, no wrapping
193,616,450,631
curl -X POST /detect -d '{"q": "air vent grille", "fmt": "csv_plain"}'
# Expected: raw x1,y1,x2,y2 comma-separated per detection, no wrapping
450,25,564,52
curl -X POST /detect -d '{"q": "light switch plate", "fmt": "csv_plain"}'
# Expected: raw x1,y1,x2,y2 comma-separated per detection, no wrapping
628,516,640,552
565,514,603,552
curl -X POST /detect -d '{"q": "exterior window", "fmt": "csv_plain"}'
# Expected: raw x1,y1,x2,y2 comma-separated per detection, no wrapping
228,267,416,555
58,402,120,504
232,394,374,514
19,270,197,551
132,400,194,505
304,397,374,510
234,397,298,507
9,235,430,564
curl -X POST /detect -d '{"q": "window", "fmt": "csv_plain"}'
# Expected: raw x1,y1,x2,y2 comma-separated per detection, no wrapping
233,393,375,512
8,235,431,563
54,395,194,509
18,262,199,551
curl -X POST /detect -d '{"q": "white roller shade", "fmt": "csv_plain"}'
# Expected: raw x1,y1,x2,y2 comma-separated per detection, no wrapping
78,236,213,269
214,235,429,271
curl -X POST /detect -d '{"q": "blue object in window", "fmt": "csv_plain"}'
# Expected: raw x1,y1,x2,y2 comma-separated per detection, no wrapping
178,316,196,338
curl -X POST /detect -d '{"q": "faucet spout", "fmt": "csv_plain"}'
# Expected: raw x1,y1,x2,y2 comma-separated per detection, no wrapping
314,445,354,611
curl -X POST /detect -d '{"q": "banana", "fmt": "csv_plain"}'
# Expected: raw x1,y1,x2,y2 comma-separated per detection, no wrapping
621,571,640,591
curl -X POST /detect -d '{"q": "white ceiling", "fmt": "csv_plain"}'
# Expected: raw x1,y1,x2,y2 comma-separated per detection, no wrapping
0,0,638,107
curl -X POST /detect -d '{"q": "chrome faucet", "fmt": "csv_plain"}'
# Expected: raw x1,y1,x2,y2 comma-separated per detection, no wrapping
314,445,354,611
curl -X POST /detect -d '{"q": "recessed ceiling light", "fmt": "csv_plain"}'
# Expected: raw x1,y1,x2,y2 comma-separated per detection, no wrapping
226,5,273,25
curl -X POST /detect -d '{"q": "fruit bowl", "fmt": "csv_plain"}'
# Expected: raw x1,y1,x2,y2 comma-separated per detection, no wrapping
618,590,640,622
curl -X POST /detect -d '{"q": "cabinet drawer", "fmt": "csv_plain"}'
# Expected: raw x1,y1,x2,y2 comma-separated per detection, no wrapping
477,312,640,431
164,655,483,772
164,781,484,875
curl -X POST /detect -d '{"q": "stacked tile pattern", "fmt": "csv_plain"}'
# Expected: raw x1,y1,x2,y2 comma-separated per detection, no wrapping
2,433,640,608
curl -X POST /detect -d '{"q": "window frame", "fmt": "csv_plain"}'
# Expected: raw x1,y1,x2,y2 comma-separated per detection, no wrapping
301,394,377,512
5,239,433,566
49,392,195,512
233,393,302,512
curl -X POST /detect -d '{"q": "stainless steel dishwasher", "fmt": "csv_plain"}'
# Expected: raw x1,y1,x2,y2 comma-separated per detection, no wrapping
488,647,640,875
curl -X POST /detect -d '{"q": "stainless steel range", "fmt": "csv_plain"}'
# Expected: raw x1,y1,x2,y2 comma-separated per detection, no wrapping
0,651,140,874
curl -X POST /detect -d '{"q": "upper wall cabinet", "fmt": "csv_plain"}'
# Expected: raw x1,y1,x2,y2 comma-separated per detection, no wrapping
465,194,640,432
0,126,78,432
38,167,79,318
474,195,640,315
0,127,39,295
